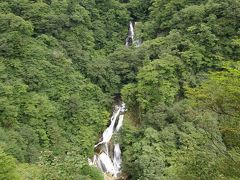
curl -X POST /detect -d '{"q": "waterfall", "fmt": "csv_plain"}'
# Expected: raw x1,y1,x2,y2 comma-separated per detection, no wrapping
125,21,142,47
113,144,121,174
125,21,134,47
89,102,126,178
115,115,124,132
94,108,121,148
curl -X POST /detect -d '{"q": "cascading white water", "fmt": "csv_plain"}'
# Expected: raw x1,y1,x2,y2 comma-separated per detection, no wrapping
94,108,121,148
97,152,116,174
129,22,134,39
113,144,121,176
89,102,126,178
125,21,135,47
125,21,142,47
116,115,124,132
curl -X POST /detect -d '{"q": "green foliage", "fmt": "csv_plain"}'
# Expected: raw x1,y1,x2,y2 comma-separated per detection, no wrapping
135,55,181,111
41,150,103,180
122,65,240,179
187,64,240,151
0,0,130,177
16,163,42,180
120,0,240,178
0,0,240,179
187,64,240,118
0,148,19,180
109,46,150,86
126,0,152,21
0,13,33,35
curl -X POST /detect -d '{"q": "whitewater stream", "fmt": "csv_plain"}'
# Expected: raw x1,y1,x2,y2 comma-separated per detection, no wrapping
126,21,134,46
89,102,126,177
126,21,142,47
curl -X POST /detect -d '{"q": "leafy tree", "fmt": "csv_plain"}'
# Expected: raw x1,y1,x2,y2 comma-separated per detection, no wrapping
41,150,103,180
109,46,149,86
0,148,19,180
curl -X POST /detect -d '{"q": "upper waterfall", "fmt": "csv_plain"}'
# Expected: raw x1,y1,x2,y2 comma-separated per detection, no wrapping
125,21,142,47
125,21,135,47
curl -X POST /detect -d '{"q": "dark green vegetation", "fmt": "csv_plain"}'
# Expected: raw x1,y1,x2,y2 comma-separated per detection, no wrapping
0,0,129,179
0,0,239,179
120,0,240,179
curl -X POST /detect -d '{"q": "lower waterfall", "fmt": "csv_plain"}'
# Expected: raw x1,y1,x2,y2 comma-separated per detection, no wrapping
89,102,126,178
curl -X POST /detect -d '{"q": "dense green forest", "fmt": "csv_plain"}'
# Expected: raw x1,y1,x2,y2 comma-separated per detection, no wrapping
0,0,239,179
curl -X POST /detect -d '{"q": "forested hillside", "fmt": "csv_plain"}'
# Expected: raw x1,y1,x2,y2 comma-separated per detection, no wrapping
120,0,240,179
0,0,239,180
0,0,129,179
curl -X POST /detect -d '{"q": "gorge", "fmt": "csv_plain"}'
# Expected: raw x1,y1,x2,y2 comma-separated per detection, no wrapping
0,1,239,179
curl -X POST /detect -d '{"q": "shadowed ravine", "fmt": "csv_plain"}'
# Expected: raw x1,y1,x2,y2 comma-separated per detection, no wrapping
88,22,136,179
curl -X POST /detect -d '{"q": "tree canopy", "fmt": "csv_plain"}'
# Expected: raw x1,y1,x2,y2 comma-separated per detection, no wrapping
0,0,239,179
